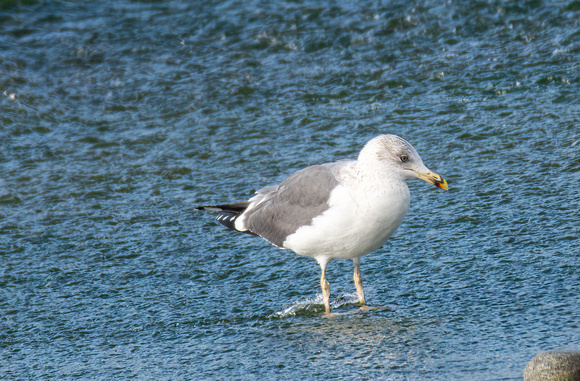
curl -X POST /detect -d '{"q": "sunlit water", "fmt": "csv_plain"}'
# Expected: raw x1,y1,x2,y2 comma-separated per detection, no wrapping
1,0,579,379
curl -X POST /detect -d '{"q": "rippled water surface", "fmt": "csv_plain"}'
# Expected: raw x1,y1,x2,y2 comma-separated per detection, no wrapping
1,0,579,379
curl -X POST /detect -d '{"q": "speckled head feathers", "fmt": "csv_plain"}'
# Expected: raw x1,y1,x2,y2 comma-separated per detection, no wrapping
360,135,422,166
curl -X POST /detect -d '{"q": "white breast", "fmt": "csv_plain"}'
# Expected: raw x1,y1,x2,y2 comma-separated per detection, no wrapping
282,177,410,263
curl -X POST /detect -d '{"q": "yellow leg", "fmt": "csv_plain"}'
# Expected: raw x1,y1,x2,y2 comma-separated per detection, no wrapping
353,257,366,305
318,258,332,314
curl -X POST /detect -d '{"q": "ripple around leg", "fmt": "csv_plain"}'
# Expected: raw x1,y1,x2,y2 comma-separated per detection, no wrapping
271,293,391,318
270,295,326,318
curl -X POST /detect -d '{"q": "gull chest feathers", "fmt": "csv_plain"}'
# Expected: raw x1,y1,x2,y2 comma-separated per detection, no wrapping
283,167,411,261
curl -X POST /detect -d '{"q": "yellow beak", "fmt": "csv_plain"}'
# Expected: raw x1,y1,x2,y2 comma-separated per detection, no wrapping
410,169,448,190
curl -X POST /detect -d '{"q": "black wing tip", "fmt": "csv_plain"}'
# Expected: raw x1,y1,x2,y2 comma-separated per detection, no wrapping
196,205,227,212
196,202,250,214
216,213,238,230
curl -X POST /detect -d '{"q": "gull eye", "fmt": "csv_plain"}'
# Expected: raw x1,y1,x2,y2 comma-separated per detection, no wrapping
400,154,409,163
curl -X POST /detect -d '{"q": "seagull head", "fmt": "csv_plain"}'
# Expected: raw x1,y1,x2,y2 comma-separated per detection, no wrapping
359,134,448,190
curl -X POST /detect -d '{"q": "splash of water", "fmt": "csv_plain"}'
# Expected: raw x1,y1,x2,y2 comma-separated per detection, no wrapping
271,293,361,318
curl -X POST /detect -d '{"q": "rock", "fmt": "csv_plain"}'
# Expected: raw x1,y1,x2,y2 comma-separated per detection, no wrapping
524,350,580,381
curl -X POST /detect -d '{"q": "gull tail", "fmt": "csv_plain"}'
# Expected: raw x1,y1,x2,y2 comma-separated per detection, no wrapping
196,202,250,231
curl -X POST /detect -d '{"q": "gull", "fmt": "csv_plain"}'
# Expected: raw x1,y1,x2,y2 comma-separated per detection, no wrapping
197,135,448,315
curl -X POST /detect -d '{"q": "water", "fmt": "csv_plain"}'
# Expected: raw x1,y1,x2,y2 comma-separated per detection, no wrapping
1,0,579,379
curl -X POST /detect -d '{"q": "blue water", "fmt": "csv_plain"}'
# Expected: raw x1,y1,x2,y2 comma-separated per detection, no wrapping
1,0,579,379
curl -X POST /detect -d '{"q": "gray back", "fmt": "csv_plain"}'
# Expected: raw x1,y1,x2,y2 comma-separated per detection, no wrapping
244,163,342,247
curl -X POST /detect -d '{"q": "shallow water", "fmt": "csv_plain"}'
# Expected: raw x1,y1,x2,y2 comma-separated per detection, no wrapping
1,0,579,379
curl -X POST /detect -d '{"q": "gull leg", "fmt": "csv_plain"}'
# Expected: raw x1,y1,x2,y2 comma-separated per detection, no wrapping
319,259,331,314
353,257,366,306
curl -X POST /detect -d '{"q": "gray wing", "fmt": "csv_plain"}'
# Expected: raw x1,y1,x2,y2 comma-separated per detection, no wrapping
242,162,347,247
